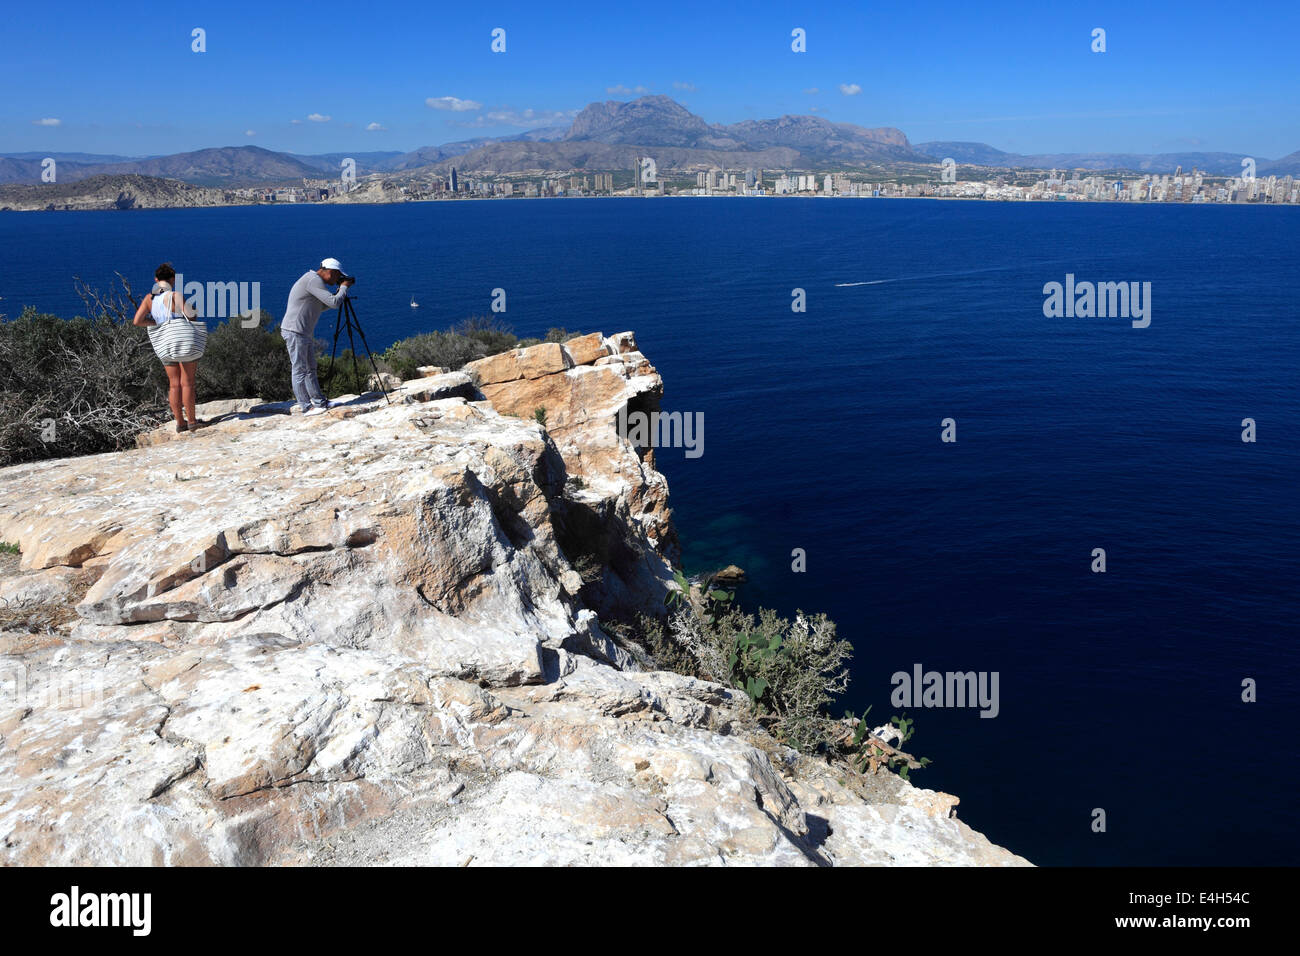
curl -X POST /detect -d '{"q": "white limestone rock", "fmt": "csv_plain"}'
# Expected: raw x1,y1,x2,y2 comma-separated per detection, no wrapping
0,332,1031,867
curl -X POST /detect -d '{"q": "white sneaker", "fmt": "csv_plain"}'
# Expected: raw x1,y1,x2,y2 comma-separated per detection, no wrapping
304,405,329,417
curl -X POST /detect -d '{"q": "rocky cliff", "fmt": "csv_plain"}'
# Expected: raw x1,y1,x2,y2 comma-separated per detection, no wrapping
0,333,1029,866
0,173,246,212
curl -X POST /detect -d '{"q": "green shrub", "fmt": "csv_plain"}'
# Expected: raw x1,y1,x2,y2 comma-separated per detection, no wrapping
381,316,544,379
455,315,518,354
381,330,489,378
317,348,378,398
195,311,292,401
661,605,852,754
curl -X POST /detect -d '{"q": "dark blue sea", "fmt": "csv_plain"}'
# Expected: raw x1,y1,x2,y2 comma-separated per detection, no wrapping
3,197,1297,866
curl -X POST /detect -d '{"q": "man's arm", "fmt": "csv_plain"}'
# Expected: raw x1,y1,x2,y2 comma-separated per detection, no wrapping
307,274,350,309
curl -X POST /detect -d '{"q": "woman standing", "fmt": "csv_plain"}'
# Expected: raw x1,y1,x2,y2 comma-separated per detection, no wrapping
133,263,207,433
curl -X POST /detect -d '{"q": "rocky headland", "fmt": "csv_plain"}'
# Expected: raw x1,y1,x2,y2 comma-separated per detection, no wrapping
0,174,247,212
0,332,1029,866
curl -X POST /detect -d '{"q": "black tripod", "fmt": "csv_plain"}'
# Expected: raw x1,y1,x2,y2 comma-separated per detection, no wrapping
322,296,391,405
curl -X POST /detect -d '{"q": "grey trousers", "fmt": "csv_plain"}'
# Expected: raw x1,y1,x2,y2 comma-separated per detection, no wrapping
282,329,326,408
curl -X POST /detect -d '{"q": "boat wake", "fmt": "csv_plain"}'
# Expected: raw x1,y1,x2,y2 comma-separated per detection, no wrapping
835,261,1067,289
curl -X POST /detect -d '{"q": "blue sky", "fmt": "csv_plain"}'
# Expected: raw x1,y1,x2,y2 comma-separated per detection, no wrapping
4,0,1297,158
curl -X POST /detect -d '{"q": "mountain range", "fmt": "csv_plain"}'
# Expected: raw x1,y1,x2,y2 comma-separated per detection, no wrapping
3,96,1297,185
915,141,1300,178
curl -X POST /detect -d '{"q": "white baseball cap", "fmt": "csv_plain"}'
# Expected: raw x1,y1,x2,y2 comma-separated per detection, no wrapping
320,257,344,272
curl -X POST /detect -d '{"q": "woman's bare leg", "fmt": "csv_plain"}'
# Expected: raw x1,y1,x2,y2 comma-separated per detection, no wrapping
180,362,198,424
164,363,184,427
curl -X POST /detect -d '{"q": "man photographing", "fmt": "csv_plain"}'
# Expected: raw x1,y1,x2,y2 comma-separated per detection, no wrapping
281,258,355,415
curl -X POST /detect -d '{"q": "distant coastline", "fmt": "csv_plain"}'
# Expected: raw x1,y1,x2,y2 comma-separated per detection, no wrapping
5,188,1297,214
5,96,1297,212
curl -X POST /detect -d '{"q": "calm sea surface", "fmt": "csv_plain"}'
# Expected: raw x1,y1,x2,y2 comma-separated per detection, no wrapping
3,197,1297,865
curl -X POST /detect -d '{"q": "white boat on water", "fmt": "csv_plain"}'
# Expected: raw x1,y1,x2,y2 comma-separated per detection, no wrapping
410,295,419,308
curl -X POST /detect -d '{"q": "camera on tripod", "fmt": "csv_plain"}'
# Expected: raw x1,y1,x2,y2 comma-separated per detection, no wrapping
321,279,390,406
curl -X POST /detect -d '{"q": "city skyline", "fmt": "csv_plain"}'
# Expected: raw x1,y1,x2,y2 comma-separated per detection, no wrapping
3,0,1298,158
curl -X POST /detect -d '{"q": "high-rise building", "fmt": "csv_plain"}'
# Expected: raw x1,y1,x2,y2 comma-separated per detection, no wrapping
636,156,657,188
449,167,459,193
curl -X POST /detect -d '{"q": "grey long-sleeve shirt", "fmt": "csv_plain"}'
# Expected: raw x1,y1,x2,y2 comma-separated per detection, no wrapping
280,271,348,336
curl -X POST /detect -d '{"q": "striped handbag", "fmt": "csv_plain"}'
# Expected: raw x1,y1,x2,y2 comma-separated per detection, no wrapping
147,290,207,363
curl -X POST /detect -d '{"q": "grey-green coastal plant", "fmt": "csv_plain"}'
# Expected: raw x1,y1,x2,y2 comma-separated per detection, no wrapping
729,630,782,704
664,568,734,624
644,588,926,776
659,599,851,754
843,708,933,778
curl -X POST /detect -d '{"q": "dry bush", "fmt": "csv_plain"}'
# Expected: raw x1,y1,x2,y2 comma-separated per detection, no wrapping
0,276,167,466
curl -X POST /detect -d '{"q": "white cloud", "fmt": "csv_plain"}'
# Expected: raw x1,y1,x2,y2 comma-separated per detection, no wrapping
32,117,61,127
290,119,303,125
307,113,331,122
245,129,256,136
365,122,386,131
839,83,862,96
803,87,820,95
606,84,648,96
453,107,579,129
426,96,482,112
672,81,696,91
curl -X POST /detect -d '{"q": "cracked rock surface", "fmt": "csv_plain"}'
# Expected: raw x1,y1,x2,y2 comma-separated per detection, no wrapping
0,334,1029,866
